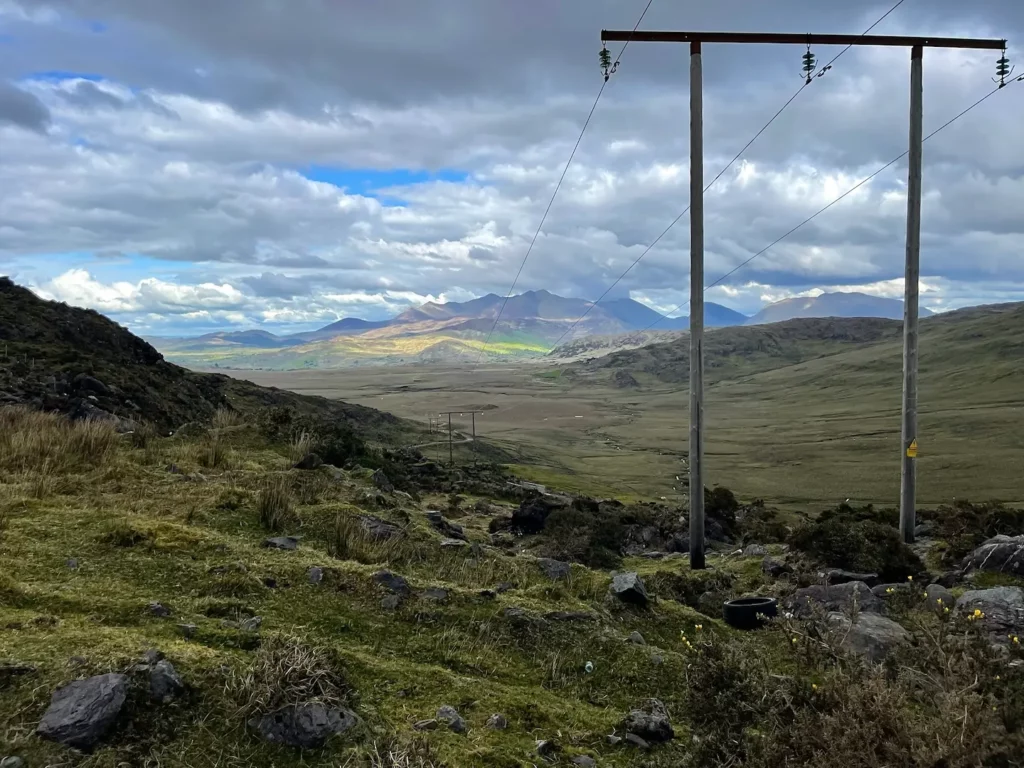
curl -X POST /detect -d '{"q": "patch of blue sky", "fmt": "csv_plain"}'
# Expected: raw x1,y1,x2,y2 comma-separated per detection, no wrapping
301,166,470,205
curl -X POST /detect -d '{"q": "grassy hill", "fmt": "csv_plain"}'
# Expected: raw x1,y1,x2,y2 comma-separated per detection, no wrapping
553,303,1024,506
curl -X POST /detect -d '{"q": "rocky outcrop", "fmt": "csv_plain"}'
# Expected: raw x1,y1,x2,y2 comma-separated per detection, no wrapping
829,612,910,662
250,703,359,749
961,536,1024,574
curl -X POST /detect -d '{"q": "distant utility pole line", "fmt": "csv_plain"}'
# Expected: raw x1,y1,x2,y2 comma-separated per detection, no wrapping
436,410,486,468
601,28,1007,566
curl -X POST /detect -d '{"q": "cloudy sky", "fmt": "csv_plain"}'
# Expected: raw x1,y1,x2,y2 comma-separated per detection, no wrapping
1,0,1022,336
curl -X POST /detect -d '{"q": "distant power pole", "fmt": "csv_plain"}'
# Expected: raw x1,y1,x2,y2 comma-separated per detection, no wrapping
600,28,1007,564
437,410,486,468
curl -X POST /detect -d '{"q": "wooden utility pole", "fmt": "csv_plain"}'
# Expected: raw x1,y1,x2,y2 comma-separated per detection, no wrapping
688,39,706,570
599,29,1006,567
901,45,924,544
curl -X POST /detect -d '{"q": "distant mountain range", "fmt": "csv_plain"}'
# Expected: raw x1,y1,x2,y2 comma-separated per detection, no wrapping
745,291,931,325
153,288,933,371
153,289,748,370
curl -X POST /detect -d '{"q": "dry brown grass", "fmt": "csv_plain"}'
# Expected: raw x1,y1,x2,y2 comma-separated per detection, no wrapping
212,407,247,429
198,435,232,470
288,430,317,463
0,406,119,473
257,475,295,532
225,634,349,716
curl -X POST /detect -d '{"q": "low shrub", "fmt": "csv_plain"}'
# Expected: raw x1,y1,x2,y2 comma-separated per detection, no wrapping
538,504,625,569
789,504,923,581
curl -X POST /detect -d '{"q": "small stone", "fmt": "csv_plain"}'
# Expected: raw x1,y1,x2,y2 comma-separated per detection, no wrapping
572,756,597,767
262,536,299,551
308,567,323,585
372,570,411,595
495,582,515,594
148,601,171,617
380,595,401,611
440,538,468,549
486,713,508,730
1,756,27,768
425,510,467,540
743,544,768,557
141,648,165,665
536,557,571,581
149,659,184,703
436,705,467,734
166,464,183,474
828,612,910,662
925,583,955,612
239,616,263,632
650,653,664,665
537,739,560,759
762,556,789,577
422,587,450,603
606,735,622,746
610,572,649,607
293,452,323,470
620,698,673,743
66,558,79,570
413,719,438,731
627,630,646,645
624,733,650,749
36,673,128,750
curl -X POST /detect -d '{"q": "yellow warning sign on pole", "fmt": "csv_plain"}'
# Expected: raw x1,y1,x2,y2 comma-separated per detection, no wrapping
906,439,918,458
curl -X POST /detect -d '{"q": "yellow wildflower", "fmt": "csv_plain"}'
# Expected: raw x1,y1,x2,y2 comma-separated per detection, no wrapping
907,575,913,581
792,637,798,644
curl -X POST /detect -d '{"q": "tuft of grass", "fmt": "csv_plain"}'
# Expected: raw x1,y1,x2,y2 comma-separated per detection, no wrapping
328,512,362,561
212,407,247,430
0,406,119,472
129,421,158,449
289,430,317,463
199,435,232,470
226,634,349,717
257,475,295,532
99,519,153,548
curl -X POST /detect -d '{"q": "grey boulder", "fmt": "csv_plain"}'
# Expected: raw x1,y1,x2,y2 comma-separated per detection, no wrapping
955,587,1024,641
372,569,411,595
250,703,358,749
537,557,571,581
436,704,467,734
149,660,185,703
619,698,673,743
961,535,1024,574
36,672,128,750
828,612,910,662
610,572,649,606
787,581,881,617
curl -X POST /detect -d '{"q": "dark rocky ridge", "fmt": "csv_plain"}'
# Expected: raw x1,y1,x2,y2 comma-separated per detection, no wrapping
0,277,405,436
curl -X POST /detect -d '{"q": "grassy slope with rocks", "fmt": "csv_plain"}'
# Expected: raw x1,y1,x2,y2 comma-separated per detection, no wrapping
2,410,1024,767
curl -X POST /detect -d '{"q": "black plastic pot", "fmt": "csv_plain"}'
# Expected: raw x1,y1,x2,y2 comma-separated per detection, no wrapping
723,596,778,630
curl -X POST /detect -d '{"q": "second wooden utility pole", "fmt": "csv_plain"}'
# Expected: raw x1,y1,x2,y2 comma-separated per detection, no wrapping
689,40,706,570
900,45,924,544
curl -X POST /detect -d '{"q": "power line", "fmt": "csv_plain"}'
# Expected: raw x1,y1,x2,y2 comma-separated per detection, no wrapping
640,75,1023,332
476,0,656,359
544,0,907,352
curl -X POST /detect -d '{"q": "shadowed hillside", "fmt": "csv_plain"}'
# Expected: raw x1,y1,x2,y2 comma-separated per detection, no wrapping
0,277,410,441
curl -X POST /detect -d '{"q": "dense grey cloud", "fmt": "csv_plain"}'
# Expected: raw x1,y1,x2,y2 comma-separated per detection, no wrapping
0,79,49,131
0,0,1022,334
